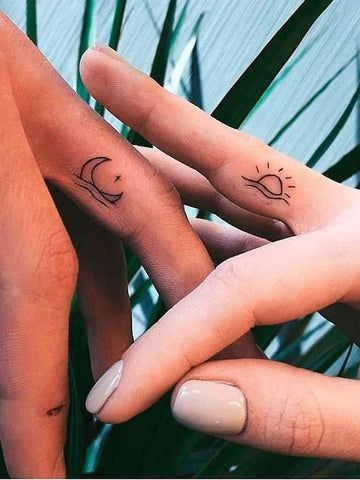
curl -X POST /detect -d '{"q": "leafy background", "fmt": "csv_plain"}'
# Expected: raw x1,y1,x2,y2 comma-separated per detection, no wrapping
1,0,360,477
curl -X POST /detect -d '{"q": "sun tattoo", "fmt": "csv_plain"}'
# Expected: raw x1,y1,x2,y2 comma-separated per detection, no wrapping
74,157,123,208
241,163,295,205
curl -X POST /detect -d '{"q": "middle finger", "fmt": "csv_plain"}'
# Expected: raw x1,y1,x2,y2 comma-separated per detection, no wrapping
80,44,358,235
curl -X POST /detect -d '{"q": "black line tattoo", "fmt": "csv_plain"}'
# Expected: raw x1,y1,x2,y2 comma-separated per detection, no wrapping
74,157,124,207
242,163,295,206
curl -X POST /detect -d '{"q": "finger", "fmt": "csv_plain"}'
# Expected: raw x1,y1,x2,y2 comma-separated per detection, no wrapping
191,218,267,360
193,219,360,346
0,13,212,307
171,359,360,461
137,146,291,241
191,218,267,264
85,222,360,423
0,13,261,379
80,45,358,234
51,187,132,379
0,62,76,477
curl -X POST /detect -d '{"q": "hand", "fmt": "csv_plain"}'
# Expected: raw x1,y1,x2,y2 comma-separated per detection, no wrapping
80,44,360,461
0,62,77,477
0,14,259,476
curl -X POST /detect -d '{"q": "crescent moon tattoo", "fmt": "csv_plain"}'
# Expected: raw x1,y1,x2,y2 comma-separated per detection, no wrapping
242,163,295,206
74,157,124,208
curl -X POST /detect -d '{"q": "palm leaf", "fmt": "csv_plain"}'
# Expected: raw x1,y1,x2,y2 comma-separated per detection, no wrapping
212,0,333,128
127,0,177,146
323,144,360,182
26,0,37,45
95,0,127,116
269,55,355,146
307,80,360,168
77,0,96,102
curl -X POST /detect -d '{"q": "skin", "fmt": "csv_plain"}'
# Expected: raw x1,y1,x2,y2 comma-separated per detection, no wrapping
79,45,360,461
0,14,256,478
0,65,76,477
0,12,359,476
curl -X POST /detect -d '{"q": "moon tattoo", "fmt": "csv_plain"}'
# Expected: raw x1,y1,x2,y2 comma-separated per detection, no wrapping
241,163,295,205
74,157,123,208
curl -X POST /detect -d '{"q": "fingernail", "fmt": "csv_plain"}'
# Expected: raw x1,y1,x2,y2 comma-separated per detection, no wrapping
92,43,125,63
86,360,123,414
172,380,247,436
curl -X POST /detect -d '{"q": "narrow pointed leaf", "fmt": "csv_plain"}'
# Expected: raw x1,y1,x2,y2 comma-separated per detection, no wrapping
323,144,360,182
269,56,355,146
77,0,96,103
128,0,177,146
95,0,127,115
26,0,37,45
212,0,333,127
307,80,360,167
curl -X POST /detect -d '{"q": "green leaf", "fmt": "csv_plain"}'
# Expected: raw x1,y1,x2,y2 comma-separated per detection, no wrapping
138,408,205,477
65,361,87,478
323,143,360,182
95,0,127,116
94,394,171,477
295,325,349,372
247,29,327,124
127,0,177,146
307,80,360,168
212,0,333,128
77,0,96,103
269,55,355,146
130,278,152,308
165,12,205,99
65,298,94,476
337,342,353,377
26,0,37,45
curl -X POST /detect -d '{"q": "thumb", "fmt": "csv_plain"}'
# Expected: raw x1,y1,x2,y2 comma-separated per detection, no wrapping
171,359,360,461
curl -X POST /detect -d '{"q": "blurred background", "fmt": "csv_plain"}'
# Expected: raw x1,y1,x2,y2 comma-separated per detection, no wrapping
1,0,360,478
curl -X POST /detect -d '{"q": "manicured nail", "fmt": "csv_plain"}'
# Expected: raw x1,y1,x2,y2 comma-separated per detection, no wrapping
86,360,123,414
92,43,125,62
172,380,247,436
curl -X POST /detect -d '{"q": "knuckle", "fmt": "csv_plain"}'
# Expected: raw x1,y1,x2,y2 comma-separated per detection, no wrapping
124,167,183,242
212,258,238,288
265,386,325,457
212,257,251,290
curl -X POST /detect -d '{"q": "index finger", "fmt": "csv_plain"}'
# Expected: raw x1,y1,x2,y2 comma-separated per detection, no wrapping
80,45,358,234
85,222,360,422
0,13,212,306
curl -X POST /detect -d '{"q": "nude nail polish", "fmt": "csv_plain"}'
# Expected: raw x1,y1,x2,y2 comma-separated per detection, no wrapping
172,380,247,436
85,360,123,414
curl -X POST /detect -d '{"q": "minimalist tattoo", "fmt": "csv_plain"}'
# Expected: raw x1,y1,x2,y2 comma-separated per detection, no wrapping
74,157,123,208
242,163,295,205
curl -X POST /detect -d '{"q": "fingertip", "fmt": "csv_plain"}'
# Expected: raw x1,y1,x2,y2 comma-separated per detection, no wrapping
79,47,99,88
79,43,129,92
